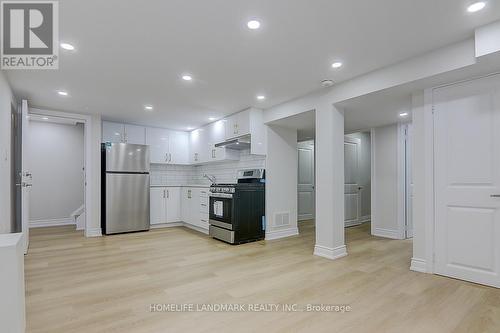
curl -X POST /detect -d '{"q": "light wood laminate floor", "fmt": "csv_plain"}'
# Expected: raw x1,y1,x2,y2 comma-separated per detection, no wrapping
25,221,500,333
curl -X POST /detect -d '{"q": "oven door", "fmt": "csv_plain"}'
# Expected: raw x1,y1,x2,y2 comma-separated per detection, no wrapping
209,193,233,230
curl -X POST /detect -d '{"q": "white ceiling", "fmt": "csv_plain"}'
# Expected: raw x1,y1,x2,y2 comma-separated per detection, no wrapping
5,0,500,131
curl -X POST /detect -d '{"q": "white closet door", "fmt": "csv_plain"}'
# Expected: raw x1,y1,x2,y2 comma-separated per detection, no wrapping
298,142,315,221
434,74,500,288
344,137,361,227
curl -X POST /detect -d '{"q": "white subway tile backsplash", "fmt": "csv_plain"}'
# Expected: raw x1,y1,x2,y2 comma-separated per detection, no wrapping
150,149,265,186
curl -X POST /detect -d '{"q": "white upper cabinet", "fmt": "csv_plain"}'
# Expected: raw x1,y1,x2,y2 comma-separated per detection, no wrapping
146,128,189,165
102,121,125,143
224,108,266,155
102,121,145,144
225,109,251,140
124,124,146,145
189,128,208,164
168,131,189,165
146,127,170,164
206,120,239,162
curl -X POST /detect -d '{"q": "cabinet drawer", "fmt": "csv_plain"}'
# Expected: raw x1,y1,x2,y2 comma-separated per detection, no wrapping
199,202,208,213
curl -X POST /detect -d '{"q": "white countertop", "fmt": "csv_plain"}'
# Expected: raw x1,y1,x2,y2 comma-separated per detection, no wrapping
150,184,211,188
0,233,23,248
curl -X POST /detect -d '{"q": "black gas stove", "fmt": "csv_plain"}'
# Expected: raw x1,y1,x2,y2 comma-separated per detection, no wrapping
208,169,265,244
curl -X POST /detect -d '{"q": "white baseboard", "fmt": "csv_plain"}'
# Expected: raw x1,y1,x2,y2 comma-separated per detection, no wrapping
372,227,404,240
359,215,371,223
410,258,427,273
314,244,348,260
85,228,102,237
345,220,362,228
182,223,209,235
150,222,184,229
29,218,74,228
265,227,299,241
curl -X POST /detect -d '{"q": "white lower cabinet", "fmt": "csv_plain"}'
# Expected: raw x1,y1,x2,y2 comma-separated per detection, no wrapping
150,187,182,225
165,187,181,222
181,187,209,230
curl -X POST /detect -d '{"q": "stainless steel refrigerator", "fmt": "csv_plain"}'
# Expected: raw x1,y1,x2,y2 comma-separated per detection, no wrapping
101,143,150,234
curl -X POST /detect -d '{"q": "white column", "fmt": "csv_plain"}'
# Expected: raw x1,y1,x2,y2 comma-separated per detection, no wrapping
85,114,102,237
314,102,347,260
265,125,299,240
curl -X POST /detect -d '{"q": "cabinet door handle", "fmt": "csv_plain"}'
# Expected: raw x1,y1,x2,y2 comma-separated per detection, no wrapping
166,190,169,198
169,153,172,162
163,189,166,198
491,194,500,198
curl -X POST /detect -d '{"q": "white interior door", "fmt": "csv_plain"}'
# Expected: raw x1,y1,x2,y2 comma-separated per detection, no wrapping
297,141,315,221
434,74,500,288
345,137,362,227
21,100,31,254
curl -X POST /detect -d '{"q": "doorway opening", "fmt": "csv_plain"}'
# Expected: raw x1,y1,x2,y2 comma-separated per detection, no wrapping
27,113,86,233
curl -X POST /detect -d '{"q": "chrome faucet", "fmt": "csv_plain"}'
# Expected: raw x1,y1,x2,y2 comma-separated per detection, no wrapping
203,174,217,184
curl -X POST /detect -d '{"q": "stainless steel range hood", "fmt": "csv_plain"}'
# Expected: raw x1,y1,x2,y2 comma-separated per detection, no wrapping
215,135,251,150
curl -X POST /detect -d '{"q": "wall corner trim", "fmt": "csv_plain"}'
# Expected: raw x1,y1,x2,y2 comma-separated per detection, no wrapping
410,258,427,273
85,228,102,237
265,227,299,241
313,244,348,260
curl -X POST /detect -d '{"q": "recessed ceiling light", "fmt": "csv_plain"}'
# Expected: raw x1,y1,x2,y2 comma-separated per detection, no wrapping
208,117,216,121
42,117,49,120
57,90,68,96
182,75,193,81
331,62,343,69
257,95,266,100
467,1,486,12
247,20,261,30
144,105,153,111
321,79,334,87
60,42,75,50
399,112,409,117
187,127,194,131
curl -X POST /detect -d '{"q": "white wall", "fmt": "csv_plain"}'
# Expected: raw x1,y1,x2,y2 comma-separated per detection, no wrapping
265,125,298,239
0,71,15,234
371,124,404,239
28,121,84,221
345,131,371,218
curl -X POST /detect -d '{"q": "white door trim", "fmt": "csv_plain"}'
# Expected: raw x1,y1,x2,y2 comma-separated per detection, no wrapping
27,108,96,238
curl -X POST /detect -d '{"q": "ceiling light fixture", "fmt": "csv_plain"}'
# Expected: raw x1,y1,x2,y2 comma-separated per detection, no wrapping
60,42,75,50
247,20,261,30
321,79,334,87
42,117,49,120
187,127,194,131
467,1,486,12
208,117,216,121
256,95,266,100
399,112,409,117
57,90,68,96
144,105,153,111
182,74,193,81
331,62,343,69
